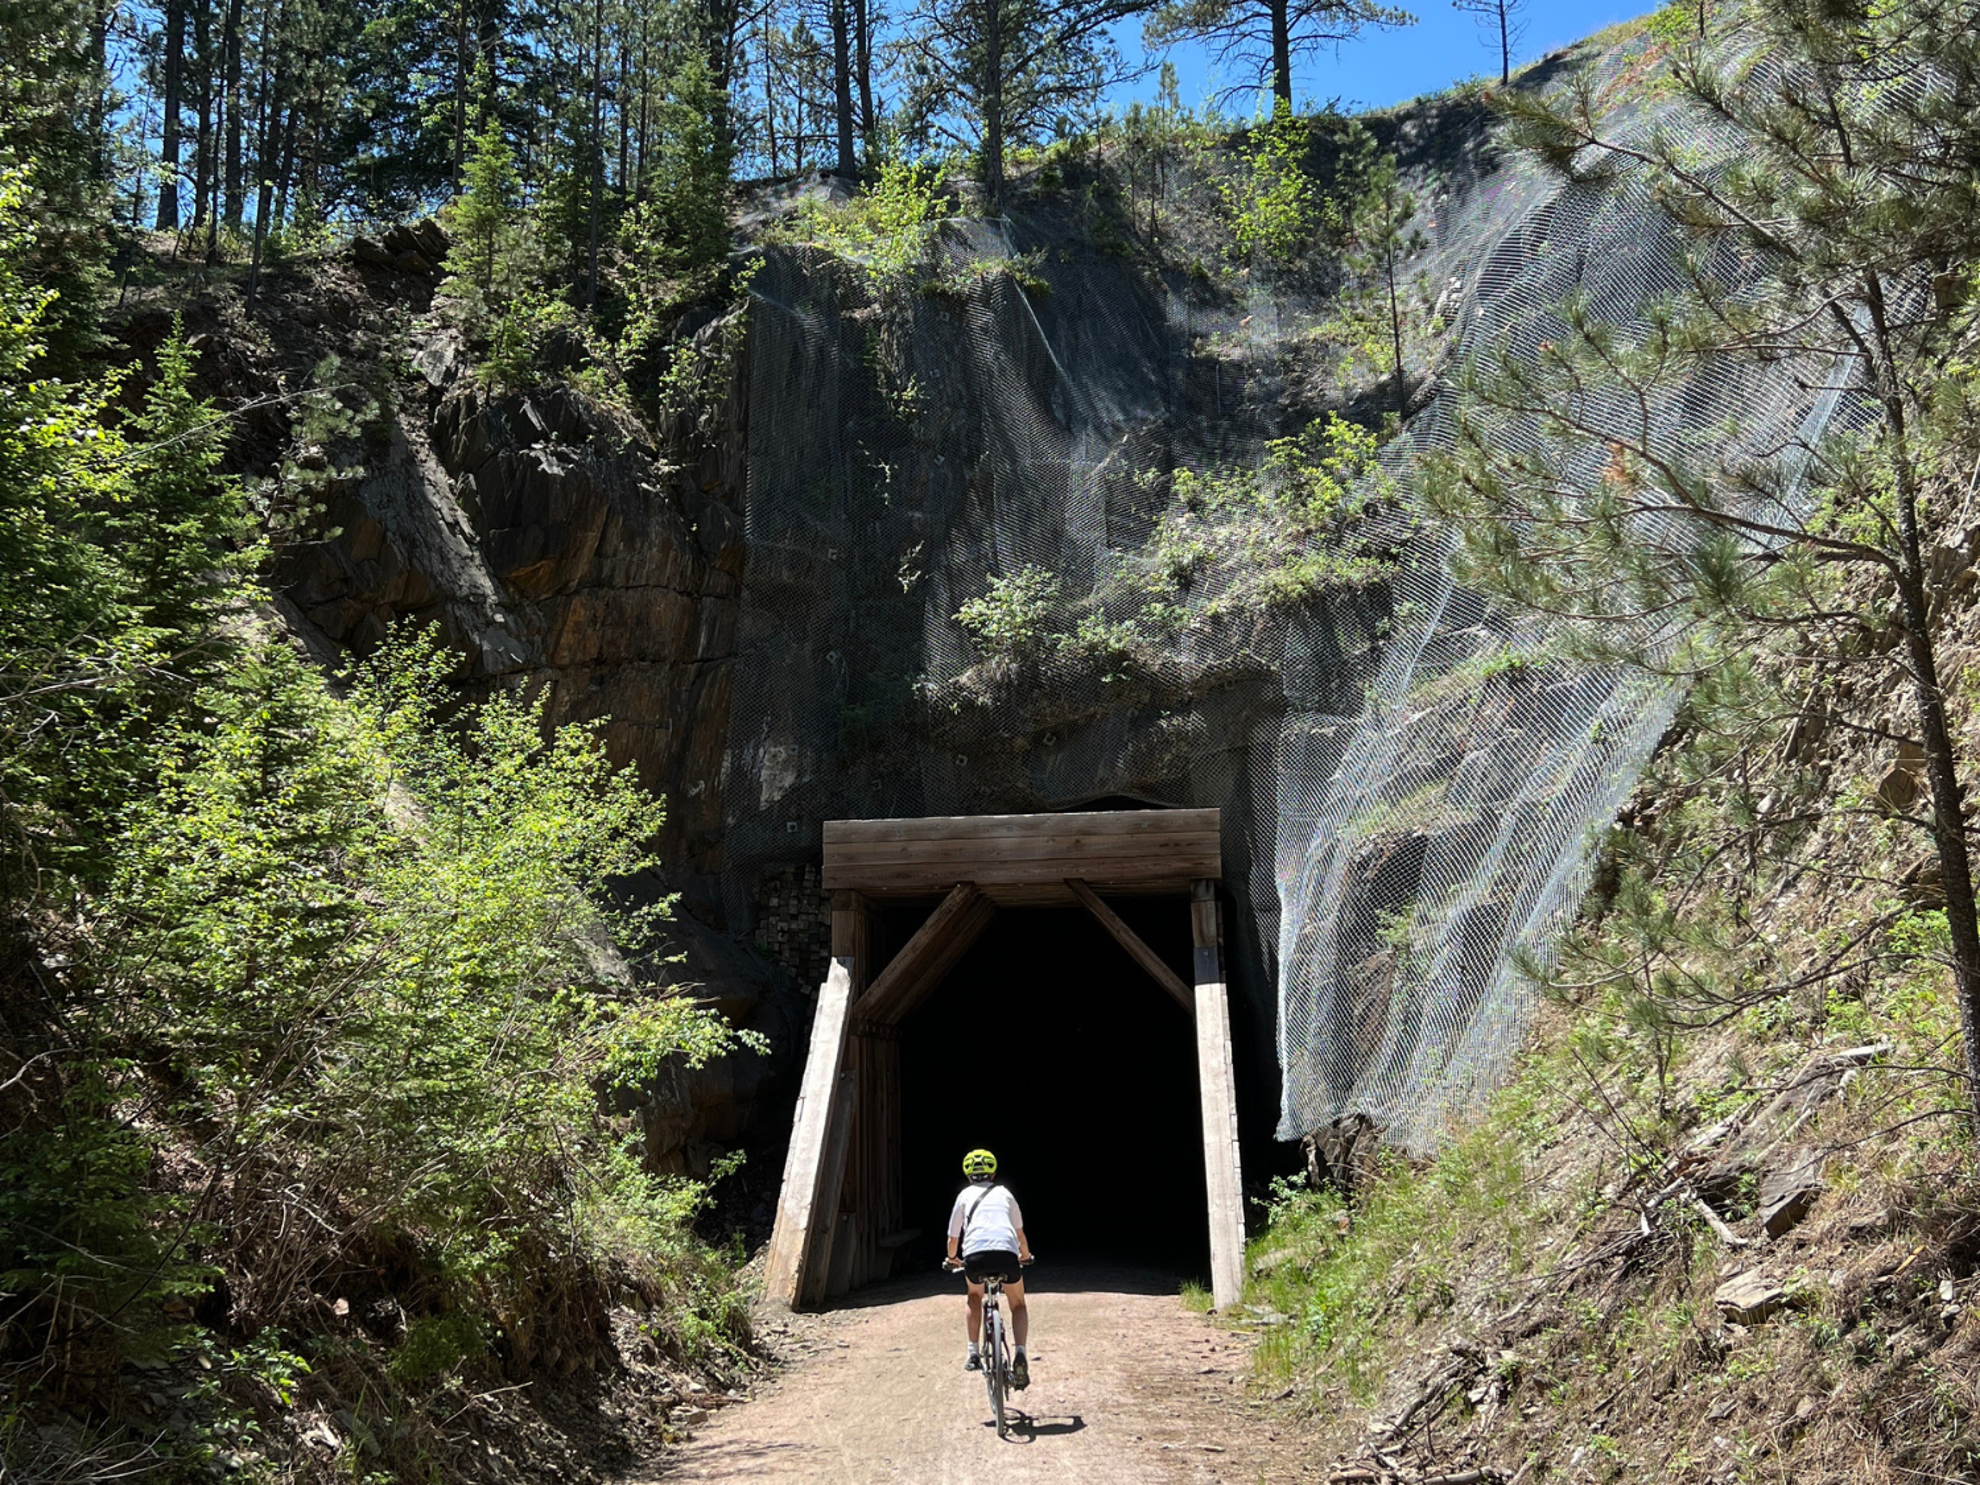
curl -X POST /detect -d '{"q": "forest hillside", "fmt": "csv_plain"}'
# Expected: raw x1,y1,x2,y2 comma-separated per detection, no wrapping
7,0,1980,1480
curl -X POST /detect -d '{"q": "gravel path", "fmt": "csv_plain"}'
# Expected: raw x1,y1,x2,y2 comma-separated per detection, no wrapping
636,1265,1325,1485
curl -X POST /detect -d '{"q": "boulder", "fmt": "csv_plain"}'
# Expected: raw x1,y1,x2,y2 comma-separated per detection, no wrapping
1876,743,1926,812
1757,1157,1825,1238
1716,1270,1787,1325
409,216,450,262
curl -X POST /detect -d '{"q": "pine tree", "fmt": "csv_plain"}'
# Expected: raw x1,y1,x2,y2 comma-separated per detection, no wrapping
894,0,1147,204
1340,147,1424,416
1143,0,1409,108
1421,0,1980,1132
1451,0,1523,85
451,103,522,297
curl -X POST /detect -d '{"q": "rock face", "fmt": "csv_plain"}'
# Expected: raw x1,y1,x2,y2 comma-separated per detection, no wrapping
264,211,1395,1175
270,291,798,1172
281,338,747,877
708,235,1394,1152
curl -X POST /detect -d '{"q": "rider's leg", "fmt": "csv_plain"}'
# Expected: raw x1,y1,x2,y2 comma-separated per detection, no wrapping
1006,1277,1028,1348
965,1280,985,1345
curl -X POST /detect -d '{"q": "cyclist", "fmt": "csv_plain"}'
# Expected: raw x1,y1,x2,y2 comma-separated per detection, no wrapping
943,1148,1034,1388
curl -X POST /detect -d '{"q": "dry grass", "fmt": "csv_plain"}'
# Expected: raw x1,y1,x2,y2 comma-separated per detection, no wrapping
1244,537,1980,1482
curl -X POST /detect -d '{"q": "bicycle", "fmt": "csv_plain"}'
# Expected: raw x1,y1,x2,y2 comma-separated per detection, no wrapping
946,1256,1033,1437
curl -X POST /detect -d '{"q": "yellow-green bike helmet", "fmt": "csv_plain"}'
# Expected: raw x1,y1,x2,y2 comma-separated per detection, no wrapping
962,1148,998,1179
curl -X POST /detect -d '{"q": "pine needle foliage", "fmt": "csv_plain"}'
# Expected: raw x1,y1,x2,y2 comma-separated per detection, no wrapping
1419,0,1980,1131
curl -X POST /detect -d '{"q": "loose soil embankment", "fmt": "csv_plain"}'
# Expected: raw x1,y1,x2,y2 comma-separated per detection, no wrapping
636,1266,1324,1484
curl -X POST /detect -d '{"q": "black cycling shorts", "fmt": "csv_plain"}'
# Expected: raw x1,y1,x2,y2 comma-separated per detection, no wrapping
963,1250,1024,1285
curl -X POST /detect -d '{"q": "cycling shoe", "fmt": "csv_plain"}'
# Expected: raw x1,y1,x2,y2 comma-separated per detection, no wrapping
964,1350,981,1372
1012,1352,1030,1389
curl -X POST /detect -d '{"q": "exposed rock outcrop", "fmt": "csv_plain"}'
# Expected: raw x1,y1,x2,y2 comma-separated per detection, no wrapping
250,273,793,1173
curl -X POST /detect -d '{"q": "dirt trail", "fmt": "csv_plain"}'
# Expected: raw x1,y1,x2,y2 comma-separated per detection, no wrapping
638,1265,1325,1485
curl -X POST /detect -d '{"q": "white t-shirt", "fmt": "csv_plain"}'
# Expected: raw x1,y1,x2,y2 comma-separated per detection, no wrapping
947,1182,1024,1256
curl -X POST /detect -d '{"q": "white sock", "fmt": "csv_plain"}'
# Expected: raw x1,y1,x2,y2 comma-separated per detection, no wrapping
1015,1345,1026,1356
968,1342,979,1355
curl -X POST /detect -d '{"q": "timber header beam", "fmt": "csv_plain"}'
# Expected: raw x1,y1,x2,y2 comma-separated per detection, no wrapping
823,808,1220,901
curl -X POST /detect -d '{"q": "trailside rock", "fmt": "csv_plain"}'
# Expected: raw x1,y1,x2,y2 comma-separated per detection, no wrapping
1757,1156,1825,1238
1715,1270,1787,1325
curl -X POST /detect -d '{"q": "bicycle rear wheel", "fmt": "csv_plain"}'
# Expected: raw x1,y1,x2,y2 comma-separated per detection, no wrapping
984,1307,1007,1437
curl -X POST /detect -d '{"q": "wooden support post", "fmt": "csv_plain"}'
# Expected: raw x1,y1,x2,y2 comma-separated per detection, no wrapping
813,892,868,1301
1192,879,1245,1311
804,1069,858,1305
1067,878,1193,1014
766,892,870,1309
762,956,856,1308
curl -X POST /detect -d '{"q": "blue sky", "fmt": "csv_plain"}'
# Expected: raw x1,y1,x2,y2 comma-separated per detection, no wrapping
1109,0,1651,117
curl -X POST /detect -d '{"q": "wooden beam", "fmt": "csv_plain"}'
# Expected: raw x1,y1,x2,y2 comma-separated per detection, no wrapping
826,808,1220,844
762,956,857,1308
858,881,998,1025
1191,879,1245,1312
1066,878,1193,1015
832,889,871,993
823,808,1222,894
823,859,1211,894
804,1070,859,1306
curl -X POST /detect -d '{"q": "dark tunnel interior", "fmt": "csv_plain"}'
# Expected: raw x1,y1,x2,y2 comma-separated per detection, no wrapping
892,898,1212,1281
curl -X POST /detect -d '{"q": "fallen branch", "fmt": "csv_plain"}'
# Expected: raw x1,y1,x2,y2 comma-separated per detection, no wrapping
1687,1188,1750,1248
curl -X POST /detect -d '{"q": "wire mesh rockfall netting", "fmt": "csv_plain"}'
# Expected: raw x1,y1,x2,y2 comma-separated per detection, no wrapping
722,32,1851,1149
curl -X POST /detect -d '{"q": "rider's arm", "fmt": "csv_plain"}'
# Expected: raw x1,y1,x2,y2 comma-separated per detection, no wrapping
1015,1224,1032,1263
945,1197,965,1265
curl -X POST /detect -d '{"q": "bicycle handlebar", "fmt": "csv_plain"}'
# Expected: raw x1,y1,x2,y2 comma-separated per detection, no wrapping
944,1255,1037,1271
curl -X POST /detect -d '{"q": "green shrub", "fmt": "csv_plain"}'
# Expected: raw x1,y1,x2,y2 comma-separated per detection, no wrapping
955,565,1062,664
1220,102,1323,269
90,630,755,1324
778,158,949,289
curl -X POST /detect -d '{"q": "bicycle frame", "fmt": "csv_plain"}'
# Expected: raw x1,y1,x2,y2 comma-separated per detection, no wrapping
980,1275,1012,1437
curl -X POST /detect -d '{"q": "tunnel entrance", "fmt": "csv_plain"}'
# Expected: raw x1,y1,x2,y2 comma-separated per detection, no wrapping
897,903,1209,1275
763,809,1244,1311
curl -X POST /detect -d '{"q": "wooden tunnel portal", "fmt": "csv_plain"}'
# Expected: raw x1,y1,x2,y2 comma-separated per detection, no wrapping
763,808,1245,1310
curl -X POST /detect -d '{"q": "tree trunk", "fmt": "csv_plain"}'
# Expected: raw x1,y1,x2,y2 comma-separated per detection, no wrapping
635,27,650,197
222,0,245,226
1497,0,1509,85
983,0,1005,206
1386,251,1404,415
830,0,855,178
1897,549,1980,1131
1868,285,1980,1132
272,88,299,225
87,0,110,161
761,23,779,176
853,0,874,151
158,0,185,230
453,0,469,191
588,0,603,308
617,38,631,199
703,0,741,153
1269,0,1293,107
245,88,285,311
191,0,213,236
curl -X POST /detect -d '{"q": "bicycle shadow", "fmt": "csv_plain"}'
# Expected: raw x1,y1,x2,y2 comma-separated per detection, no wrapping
982,1412,1086,1443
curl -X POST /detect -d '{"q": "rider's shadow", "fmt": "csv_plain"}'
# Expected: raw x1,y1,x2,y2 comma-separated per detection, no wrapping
986,1413,1086,1443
